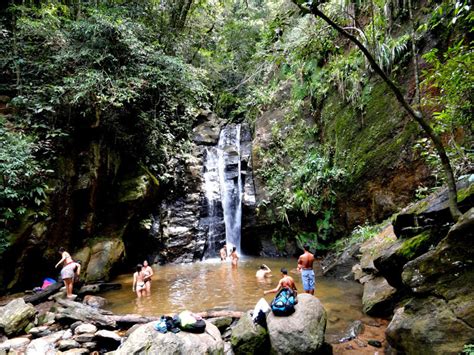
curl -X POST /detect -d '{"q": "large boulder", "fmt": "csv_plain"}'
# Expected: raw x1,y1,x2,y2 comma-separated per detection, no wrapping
192,111,222,145
78,238,125,282
115,320,224,354
267,294,327,354
230,311,268,354
373,231,435,288
386,208,474,354
393,174,473,239
386,296,473,355
362,276,397,316
0,298,37,336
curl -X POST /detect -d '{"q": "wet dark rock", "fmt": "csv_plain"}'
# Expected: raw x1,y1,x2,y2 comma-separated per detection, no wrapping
386,208,474,354
393,175,473,239
368,339,382,348
362,276,397,316
339,320,364,343
322,244,360,279
74,333,95,343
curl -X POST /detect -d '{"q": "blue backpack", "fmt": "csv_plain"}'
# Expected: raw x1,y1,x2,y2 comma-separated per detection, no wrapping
270,287,297,316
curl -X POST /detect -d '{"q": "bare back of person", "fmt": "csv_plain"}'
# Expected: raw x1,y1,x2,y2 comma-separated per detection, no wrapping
298,251,315,270
281,275,296,290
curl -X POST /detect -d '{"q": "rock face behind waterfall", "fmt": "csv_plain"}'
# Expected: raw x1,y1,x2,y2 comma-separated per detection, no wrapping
157,112,258,262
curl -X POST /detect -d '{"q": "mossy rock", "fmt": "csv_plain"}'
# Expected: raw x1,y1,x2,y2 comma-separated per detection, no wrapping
117,175,151,203
231,311,269,355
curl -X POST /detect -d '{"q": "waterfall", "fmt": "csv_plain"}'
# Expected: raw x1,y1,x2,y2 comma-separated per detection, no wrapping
201,124,243,258
218,124,243,255
202,146,223,258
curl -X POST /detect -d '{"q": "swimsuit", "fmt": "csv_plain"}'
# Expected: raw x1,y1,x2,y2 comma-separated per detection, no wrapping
301,269,315,291
61,261,76,280
137,282,146,291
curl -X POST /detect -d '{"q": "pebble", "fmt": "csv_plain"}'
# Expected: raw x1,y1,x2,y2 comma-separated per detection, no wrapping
368,339,382,348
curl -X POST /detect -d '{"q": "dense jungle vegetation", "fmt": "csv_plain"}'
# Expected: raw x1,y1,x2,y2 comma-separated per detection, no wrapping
0,0,472,255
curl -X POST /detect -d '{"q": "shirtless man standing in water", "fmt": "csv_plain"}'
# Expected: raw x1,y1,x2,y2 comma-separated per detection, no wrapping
297,245,315,295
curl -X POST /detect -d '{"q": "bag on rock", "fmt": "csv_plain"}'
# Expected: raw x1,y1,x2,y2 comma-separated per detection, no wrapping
270,287,296,316
178,311,206,333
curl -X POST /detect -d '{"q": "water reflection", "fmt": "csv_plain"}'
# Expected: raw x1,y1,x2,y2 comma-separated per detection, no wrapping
102,257,367,340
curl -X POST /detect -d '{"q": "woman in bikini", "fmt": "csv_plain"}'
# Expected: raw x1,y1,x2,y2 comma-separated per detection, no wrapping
55,247,75,298
132,264,146,298
142,260,154,295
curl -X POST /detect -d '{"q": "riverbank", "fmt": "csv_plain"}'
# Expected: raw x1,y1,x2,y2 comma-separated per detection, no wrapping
0,282,389,354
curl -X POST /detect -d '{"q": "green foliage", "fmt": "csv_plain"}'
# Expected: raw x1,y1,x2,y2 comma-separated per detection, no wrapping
397,232,431,259
0,117,49,254
1,3,209,183
331,223,381,252
419,40,474,178
463,344,474,355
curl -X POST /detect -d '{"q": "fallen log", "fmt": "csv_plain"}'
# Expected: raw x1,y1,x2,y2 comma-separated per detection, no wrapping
109,314,160,327
55,298,116,328
196,310,243,319
23,282,63,305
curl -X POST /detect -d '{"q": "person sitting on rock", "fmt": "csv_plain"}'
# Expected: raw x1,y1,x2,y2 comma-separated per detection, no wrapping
132,264,146,298
55,247,76,299
256,264,272,279
142,260,154,295
263,268,297,295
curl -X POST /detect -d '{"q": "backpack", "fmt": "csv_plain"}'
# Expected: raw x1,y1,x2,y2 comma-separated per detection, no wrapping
178,311,206,333
270,287,297,316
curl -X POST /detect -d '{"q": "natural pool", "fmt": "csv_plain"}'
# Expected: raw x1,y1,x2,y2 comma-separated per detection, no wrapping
102,257,374,342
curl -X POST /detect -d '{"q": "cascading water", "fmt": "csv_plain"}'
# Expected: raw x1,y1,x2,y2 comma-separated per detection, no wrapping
201,124,243,258
218,124,243,255
202,146,223,258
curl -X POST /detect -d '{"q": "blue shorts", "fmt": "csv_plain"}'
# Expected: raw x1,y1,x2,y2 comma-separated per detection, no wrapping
301,269,315,291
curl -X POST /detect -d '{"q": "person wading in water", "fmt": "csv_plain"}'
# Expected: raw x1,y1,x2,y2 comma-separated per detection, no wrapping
297,245,315,295
132,264,147,298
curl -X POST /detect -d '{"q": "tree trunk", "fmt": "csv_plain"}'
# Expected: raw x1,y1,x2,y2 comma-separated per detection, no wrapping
292,2,461,221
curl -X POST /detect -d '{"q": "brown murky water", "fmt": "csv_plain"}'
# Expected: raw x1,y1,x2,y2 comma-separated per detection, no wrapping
102,257,373,342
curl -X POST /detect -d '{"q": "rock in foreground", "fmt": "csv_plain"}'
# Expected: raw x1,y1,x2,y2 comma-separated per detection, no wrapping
115,320,224,354
267,294,327,354
0,298,36,336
